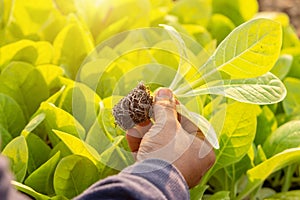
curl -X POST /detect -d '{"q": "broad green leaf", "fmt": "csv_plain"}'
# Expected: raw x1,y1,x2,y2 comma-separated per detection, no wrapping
204,191,230,200
0,40,53,68
254,106,277,145
23,132,51,174
199,18,282,80
190,185,209,200
53,154,100,199
22,113,46,134
201,102,258,185
286,51,300,79
237,148,300,200
0,63,49,118
282,78,300,116
74,0,150,43
170,0,212,26
212,0,258,25
100,136,134,174
25,152,61,195
2,135,28,182
56,82,101,131
0,124,12,150
49,141,72,159
149,0,172,25
0,93,26,137
181,73,287,105
11,181,50,200
33,102,86,145
36,64,64,94
53,130,103,170
6,0,66,42
263,120,300,158
270,54,293,80
53,20,94,79
207,14,235,45
265,190,300,200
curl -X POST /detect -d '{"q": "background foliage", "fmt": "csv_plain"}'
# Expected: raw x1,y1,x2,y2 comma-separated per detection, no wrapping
0,0,300,199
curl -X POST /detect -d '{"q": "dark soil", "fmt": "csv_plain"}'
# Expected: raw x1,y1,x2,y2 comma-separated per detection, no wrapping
112,83,153,130
258,0,300,37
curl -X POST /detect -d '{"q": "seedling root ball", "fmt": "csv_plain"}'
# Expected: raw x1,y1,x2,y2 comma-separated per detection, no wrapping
112,82,153,130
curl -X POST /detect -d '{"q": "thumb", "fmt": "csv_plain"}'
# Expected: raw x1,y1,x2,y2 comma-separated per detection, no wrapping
153,88,177,128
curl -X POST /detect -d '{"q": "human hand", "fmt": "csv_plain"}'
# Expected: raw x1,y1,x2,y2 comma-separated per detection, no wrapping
126,88,215,188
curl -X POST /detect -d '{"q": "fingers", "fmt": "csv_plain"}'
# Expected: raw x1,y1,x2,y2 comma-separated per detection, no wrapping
126,120,152,152
152,88,178,130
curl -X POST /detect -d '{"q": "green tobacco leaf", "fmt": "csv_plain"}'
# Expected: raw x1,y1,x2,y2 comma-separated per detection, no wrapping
182,72,286,105
204,191,230,200
170,0,211,26
100,136,134,175
207,14,235,45
270,54,293,80
53,20,94,79
57,82,101,131
0,63,49,119
36,64,64,94
0,124,13,150
282,77,300,116
53,154,100,199
255,106,277,146
263,120,300,158
2,135,28,182
212,0,258,25
22,113,46,134
265,190,300,200
199,18,282,80
53,130,103,170
0,40,53,68
23,132,51,174
33,102,86,145
0,93,26,137
237,148,300,200
11,181,50,200
25,152,61,196
201,102,258,185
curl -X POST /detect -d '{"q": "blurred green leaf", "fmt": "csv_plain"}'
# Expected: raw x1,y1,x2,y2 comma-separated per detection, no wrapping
270,54,293,80
283,77,300,116
23,132,51,174
25,152,60,195
255,106,277,145
237,148,300,200
263,120,300,158
53,20,94,79
33,102,86,145
11,181,50,200
207,14,235,45
0,124,12,150
0,93,26,137
53,129,102,170
53,154,100,198
265,190,300,200
212,0,258,25
170,0,212,26
0,62,49,118
2,135,28,182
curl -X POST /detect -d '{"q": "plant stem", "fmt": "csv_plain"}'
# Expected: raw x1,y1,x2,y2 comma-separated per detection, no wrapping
282,164,296,192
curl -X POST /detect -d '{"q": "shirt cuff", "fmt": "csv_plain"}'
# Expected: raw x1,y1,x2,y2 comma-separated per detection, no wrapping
121,159,189,200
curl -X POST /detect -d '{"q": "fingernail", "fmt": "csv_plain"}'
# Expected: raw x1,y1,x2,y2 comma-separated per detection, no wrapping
156,88,173,100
